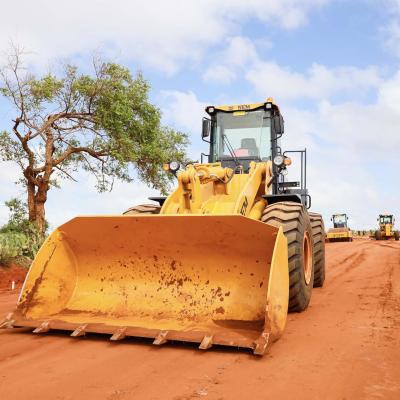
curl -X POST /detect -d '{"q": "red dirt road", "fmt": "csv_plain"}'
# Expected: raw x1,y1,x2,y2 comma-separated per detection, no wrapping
0,264,27,290
1,239,400,399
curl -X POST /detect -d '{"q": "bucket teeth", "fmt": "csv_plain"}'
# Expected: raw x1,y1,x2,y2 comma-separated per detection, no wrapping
110,327,127,341
0,313,15,329
253,332,271,356
199,335,213,350
33,321,50,334
153,330,169,345
0,320,15,329
71,324,87,337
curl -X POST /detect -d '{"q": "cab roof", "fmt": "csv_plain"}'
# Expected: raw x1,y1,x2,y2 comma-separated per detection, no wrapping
205,98,281,115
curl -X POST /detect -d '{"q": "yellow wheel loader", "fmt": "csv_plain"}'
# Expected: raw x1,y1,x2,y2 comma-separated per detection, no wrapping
375,214,399,241
1,99,325,355
326,213,353,242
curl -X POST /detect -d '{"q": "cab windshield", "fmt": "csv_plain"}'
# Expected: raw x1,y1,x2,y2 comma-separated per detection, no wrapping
333,214,347,227
380,216,393,224
211,110,271,161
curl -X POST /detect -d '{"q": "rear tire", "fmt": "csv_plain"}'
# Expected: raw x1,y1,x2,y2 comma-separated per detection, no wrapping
262,201,314,312
123,204,161,215
375,230,382,241
309,213,326,288
394,231,400,241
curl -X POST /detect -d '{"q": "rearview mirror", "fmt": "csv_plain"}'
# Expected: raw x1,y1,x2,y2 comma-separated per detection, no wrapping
273,114,284,135
202,118,211,139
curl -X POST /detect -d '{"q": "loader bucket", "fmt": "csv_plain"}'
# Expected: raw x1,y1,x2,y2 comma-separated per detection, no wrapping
9,215,288,355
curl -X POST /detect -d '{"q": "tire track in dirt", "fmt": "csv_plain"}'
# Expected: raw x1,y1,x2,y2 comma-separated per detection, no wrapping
322,240,369,287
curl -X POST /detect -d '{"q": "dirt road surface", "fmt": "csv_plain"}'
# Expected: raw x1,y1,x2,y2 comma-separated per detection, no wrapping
1,239,400,400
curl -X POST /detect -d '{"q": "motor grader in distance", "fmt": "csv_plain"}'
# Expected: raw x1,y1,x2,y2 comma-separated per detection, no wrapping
326,213,353,242
2,98,325,356
375,214,399,241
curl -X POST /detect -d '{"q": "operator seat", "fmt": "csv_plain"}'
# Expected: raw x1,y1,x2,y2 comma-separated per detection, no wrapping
241,138,259,157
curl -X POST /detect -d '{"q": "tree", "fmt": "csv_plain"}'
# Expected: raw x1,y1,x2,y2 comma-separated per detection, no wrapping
0,46,188,235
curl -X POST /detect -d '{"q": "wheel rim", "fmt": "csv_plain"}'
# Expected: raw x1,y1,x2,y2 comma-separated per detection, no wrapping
303,231,312,285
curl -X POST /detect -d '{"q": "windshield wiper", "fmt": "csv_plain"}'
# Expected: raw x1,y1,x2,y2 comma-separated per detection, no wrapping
222,134,240,167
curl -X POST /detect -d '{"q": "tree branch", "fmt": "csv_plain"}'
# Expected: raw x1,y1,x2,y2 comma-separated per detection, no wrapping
50,146,107,168
54,164,78,182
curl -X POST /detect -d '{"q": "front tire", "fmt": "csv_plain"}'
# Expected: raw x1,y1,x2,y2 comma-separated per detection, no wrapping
394,231,400,241
262,202,314,312
375,230,382,241
309,213,326,288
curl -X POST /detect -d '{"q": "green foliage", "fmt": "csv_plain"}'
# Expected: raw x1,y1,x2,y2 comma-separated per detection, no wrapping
0,231,28,264
30,74,63,103
2,198,27,227
0,198,45,261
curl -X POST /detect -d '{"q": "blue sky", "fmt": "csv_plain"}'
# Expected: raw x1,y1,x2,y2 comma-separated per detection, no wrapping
1,0,400,229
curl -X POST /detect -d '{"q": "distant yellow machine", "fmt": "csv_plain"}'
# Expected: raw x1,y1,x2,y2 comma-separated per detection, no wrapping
375,214,399,240
326,214,353,242
2,99,325,356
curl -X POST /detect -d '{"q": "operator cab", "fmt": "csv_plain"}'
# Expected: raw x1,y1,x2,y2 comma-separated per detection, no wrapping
202,99,310,207
203,99,283,172
331,214,348,229
209,109,271,170
379,215,393,225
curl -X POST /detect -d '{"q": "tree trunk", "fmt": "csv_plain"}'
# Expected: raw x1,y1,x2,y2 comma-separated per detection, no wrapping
34,201,46,235
26,127,54,236
27,179,36,223
26,176,49,237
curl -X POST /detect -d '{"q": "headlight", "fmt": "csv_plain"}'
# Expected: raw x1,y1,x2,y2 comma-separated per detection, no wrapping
284,157,292,166
281,168,288,176
273,155,284,166
169,161,180,172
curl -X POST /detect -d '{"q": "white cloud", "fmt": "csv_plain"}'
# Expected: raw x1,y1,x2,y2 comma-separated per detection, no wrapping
221,36,259,68
159,90,207,134
378,70,400,110
159,90,209,160
379,1,400,56
203,65,237,84
383,20,400,56
203,35,381,100
0,0,329,74
202,36,258,84
246,62,382,100
234,0,329,30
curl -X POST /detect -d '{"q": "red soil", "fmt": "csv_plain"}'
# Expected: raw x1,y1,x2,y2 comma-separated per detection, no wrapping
0,263,27,290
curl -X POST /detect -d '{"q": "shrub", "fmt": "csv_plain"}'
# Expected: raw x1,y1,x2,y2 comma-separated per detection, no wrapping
0,231,28,264
0,198,47,264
